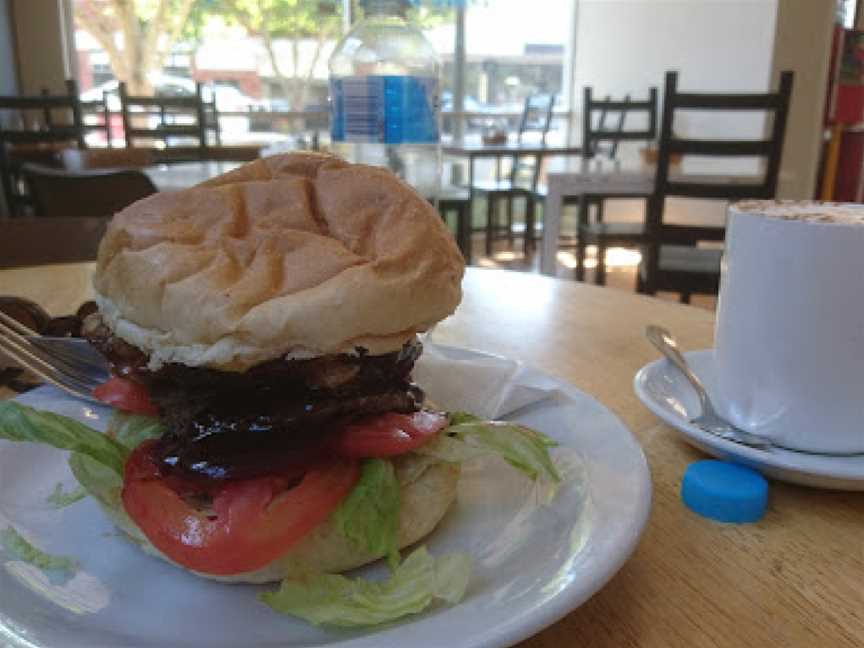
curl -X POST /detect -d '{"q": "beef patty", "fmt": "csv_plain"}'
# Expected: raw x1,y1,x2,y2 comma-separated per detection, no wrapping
84,314,425,480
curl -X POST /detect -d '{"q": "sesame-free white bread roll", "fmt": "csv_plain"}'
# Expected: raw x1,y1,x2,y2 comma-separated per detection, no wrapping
93,152,465,371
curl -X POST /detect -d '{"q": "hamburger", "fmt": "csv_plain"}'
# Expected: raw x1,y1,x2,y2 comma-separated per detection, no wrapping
0,153,559,626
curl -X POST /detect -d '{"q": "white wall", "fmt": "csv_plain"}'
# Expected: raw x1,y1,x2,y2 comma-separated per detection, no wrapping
10,0,68,95
770,0,834,198
570,0,780,224
572,0,778,140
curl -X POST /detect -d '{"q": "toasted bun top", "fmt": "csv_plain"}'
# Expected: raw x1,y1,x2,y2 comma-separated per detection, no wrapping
93,153,464,370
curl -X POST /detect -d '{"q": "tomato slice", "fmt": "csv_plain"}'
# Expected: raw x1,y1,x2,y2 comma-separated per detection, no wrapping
332,411,448,458
93,377,158,416
122,440,360,575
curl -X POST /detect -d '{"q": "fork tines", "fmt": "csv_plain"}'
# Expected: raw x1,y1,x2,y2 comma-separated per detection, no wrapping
0,311,101,401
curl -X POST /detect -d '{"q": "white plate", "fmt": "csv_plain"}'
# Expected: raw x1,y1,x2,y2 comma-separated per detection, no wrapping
634,349,864,491
0,346,651,648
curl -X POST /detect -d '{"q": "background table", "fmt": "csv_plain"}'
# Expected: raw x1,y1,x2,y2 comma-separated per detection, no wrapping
444,140,582,195
143,160,243,192
0,265,860,648
539,159,765,275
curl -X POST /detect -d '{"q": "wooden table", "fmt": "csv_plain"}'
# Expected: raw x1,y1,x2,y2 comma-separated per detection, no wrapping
0,265,860,648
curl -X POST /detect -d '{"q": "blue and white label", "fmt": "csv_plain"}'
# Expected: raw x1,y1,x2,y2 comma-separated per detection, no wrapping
330,75,439,144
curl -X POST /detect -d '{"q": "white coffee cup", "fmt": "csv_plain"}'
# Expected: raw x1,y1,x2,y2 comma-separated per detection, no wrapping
714,201,864,455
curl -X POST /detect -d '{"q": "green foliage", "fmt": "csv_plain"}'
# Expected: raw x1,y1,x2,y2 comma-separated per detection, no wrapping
218,0,342,39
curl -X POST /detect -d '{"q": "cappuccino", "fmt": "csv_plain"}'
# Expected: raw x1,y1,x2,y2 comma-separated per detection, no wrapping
733,200,864,225
714,201,864,455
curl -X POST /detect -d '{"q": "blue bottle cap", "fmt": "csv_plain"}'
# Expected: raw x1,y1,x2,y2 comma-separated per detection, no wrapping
681,460,768,523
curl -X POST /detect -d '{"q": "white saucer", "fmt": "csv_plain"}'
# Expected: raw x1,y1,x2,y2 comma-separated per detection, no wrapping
634,349,864,491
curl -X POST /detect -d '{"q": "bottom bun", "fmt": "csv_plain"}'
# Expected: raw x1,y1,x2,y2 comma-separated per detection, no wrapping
98,459,460,584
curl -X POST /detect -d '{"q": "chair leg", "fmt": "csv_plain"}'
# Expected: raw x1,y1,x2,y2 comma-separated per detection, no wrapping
679,292,692,304
506,195,514,247
575,238,586,282
575,197,589,281
640,244,659,295
595,243,607,285
459,203,472,265
485,195,494,257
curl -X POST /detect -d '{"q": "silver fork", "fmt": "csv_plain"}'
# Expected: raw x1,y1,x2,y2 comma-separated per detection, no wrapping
645,324,772,450
0,310,109,403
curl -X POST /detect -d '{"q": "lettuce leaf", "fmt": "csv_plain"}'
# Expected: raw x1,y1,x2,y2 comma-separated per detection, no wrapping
447,411,482,426
0,402,128,475
68,452,123,510
46,482,87,508
106,411,162,450
260,546,471,627
0,526,77,572
418,417,561,483
332,459,401,569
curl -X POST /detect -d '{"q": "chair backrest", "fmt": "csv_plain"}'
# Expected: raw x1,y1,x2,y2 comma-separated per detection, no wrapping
517,94,556,144
0,217,107,269
0,80,86,216
119,81,217,153
60,147,156,170
20,163,157,219
641,70,795,292
650,70,794,208
201,86,222,146
79,89,113,147
582,87,658,160
506,94,556,189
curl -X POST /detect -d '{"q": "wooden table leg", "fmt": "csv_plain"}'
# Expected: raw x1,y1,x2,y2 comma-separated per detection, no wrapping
540,177,563,276
459,200,472,265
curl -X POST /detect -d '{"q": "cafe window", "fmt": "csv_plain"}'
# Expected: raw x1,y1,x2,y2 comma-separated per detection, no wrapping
70,0,574,147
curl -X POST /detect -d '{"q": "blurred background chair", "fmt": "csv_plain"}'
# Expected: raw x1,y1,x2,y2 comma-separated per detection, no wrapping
78,88,114,149
582,87,658,160
525,89,658,265
0,217,107,268
60,147,156,170
437,187,473,264
0,80,86,217
20,164,156,219
119,81,219,157
574,87,659,283
474,93,556,255
638,70,794,302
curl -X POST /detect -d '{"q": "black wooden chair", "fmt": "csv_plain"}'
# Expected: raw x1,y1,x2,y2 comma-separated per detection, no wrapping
473,93,555,255
0,80,86,216
574,87,658,283
523,89,657,267
60,147,156,170
119,81,219,157
78,88,113,147
583,87,658,160
0,217,108,269
438,187,473,265
20,164,157,219
638,70,794,303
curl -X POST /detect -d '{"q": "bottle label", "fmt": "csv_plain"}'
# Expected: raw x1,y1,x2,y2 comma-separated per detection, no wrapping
330,75,439,144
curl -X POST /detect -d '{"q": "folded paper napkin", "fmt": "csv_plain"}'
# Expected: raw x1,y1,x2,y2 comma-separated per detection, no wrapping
413,343,561,420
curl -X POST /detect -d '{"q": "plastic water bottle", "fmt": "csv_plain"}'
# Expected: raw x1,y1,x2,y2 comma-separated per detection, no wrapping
329,0,441,199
